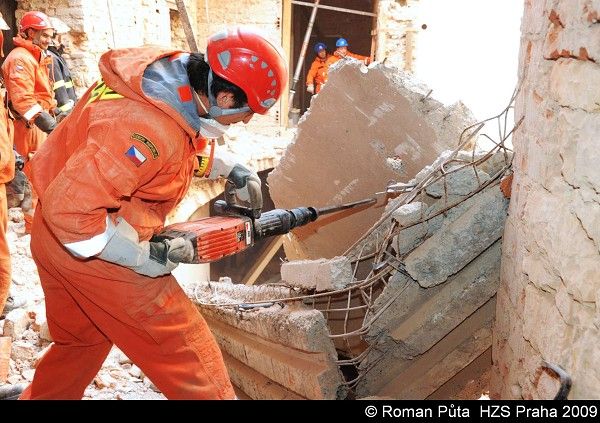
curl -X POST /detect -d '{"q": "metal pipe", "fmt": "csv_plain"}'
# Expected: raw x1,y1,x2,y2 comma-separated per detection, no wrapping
316,198,376,216
291,0,377,17
288,0,320,113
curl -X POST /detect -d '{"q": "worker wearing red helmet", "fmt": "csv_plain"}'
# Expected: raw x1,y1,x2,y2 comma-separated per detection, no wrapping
0,12,17,323
1,11,59,233
1,11,58,156
19,27,288,399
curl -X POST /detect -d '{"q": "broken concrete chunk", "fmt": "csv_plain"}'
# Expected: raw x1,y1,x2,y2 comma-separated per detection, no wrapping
405,186,508,287
280,256,353,292
268,61,475,260
192,281,345,399
2,309,30,340
425,165,491,198
389,202,429,256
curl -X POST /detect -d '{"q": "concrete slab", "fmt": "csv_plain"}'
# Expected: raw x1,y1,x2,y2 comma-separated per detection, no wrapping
192,281,346,399
268,61,475,259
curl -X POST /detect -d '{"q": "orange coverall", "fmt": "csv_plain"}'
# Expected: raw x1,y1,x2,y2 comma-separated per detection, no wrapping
328,50,371,66
1,36,55,159
306,54,331,94
21,47,234,399
0,85,16,313
2,36,56,233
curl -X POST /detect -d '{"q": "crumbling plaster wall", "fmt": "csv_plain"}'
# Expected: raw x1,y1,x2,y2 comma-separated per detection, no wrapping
17,0,179,95
492,0,600,399
376,0,419,72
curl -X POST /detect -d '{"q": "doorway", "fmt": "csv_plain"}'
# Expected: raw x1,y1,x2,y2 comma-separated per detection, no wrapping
289,0,376,115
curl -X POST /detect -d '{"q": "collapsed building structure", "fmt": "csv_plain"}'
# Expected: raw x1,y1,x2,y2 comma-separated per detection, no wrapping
190,61,515,399
0,0,598,400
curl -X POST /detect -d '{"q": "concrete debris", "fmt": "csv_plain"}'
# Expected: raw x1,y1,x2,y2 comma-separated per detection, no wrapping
405,188,508,287
2,309,30,341
268,61,476,260
347,144,510,398
280,256,354,292
191,281,346,399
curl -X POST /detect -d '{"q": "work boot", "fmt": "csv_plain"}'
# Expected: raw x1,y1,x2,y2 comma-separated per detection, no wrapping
1,294,26,317
0,384,25,400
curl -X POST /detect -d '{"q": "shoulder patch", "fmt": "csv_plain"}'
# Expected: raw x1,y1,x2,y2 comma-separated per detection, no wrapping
125,145,147,167
131,133,159,159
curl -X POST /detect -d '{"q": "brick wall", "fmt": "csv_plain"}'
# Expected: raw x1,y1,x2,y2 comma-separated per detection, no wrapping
17,0,172,95
376,0,419,72
491,0,600,399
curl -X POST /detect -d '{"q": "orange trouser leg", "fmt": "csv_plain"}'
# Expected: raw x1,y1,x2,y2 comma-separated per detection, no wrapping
12,120,46,159
23,206,235,399
22,185,36,235
0,184,11,311
14,121,44,235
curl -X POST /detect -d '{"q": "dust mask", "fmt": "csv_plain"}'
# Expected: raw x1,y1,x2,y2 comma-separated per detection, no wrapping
198,117,230,139
193,88,230,139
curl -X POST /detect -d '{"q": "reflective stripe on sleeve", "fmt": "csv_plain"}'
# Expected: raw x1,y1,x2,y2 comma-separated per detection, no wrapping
63,216,117,258
23,104,43,121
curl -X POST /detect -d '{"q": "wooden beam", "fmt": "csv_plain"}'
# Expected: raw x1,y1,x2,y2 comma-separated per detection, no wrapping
175,0,199,52
243,236,284,285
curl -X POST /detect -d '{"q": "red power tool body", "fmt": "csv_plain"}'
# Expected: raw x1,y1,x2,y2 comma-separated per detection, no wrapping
151,198,375,264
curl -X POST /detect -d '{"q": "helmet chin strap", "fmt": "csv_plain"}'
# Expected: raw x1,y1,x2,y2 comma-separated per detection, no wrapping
192,87,211,118
206,70,251,118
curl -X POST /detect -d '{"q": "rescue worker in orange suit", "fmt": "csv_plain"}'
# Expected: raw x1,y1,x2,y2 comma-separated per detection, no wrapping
47,17,77,115
306,42,330,95
19,27,287,400
0,14,17,318
328,37,371,66
2,11,59,234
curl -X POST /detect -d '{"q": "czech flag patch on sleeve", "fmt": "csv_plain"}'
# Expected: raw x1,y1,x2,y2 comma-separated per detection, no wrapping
125,145,147,167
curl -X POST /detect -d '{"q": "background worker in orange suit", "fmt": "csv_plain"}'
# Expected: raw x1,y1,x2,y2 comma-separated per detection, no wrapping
328,37,371,65
306,42,330,95
2,11,60,234
0,13,17,318
2,11,58,158
20,27,287,400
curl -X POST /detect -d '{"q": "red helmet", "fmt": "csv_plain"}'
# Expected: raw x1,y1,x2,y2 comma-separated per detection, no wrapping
19,11,53,33
206,27,288,115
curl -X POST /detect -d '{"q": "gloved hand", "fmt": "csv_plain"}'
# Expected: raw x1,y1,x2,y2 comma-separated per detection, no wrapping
224,164,263,218
97,217,194,277
6,169,28,209
306,84,315,94
14,151,25,171
33,111,57,134
53,107,69,124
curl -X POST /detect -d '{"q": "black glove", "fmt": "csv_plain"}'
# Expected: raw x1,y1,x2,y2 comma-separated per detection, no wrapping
6,170,28,208
33,111,57,134
53,107,70,124
225,164,263,219
14,151,25,171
